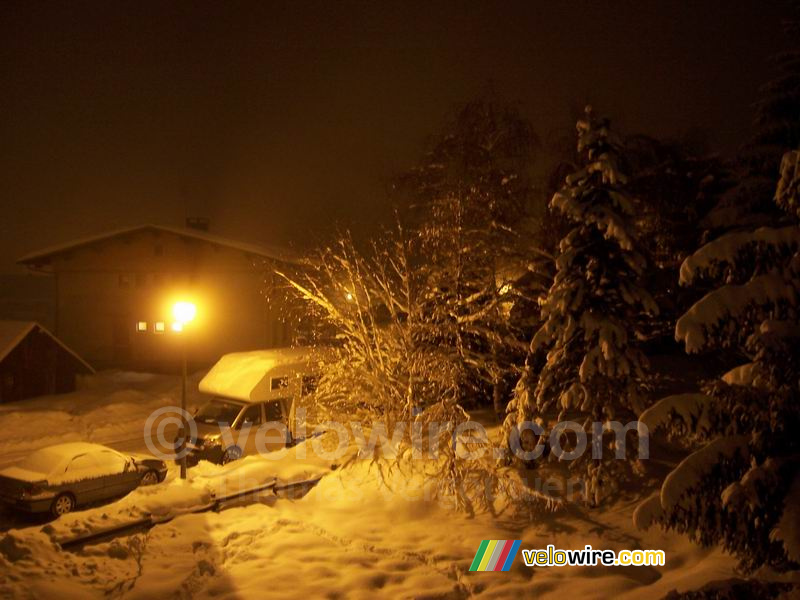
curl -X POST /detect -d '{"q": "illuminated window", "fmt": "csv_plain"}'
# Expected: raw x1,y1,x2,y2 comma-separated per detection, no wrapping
154,321,166,334
136,321,148,333
171,322,183,332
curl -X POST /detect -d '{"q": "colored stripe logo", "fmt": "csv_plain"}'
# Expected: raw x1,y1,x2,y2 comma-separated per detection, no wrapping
469,540,521,572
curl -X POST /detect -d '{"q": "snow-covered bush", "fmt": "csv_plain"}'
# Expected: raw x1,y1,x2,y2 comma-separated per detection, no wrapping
641,147,800,572
506,107,658,505
279,232,557,516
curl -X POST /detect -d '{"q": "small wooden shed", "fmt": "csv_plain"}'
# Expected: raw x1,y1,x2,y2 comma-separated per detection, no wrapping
0,321,94,403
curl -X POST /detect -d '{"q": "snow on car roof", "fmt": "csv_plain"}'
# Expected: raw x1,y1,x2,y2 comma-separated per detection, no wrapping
37,442,113,456
199,347,328,402
5,443,117,479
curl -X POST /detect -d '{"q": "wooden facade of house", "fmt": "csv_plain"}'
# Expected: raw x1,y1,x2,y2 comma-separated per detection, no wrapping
17,224,301,372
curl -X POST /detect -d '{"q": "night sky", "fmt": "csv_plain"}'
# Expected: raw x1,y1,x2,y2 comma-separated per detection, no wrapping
0,1,790,273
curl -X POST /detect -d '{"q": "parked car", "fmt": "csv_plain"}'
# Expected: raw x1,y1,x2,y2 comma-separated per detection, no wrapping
182,347,327,465
0,442,168,517
185,396,293,465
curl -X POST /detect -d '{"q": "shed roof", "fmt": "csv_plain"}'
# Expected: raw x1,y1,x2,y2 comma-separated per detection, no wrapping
0,320,94,373
18,224,303,267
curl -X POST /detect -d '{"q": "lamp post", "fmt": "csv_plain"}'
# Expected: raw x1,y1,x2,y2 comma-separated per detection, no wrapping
173,301,196,479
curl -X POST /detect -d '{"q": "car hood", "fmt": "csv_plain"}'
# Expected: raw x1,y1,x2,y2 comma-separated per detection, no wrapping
193,422,228,442
0,466,48,483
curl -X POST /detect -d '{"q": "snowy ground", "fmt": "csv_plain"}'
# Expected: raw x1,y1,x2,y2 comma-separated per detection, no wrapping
0,456,741,600
0,370,207,470
0,369,757,599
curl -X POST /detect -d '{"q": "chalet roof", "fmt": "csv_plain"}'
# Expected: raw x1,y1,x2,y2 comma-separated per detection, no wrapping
0,320,95,373
17,224,304,266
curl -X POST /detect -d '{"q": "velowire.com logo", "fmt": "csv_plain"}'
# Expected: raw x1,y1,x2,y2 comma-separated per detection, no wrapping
469,540,521,572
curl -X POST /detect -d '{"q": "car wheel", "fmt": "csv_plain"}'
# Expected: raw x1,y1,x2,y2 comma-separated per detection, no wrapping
140,470,159,486
50,493,75,517
221,447,242,465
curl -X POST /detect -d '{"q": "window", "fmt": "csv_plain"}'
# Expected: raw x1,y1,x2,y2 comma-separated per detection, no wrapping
136,321,148,333
265,401,284,422
118,274,130,288
96,450,128,475
135,273,147,288
271,376,289,391
154,321,166,334
238,404,262,428
301,375,318,396
67,453,97,472
196,399,244,426
154,244,163,257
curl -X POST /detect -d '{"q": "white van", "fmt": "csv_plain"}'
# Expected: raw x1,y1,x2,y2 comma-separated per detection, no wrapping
187,347,328,464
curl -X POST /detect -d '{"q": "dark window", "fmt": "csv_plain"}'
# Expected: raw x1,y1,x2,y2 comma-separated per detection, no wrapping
265,401,284,422
118,274,130,288
154,244,163,257
238,404,262,427
135,273,147,288
271,376,289,391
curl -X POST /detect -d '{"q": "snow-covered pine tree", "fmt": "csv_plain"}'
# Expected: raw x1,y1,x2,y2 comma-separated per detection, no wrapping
506,107,658,504
636,148,800,572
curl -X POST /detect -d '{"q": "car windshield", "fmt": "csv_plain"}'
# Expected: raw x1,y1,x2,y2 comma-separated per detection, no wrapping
17,448,62,474
195,398,243,426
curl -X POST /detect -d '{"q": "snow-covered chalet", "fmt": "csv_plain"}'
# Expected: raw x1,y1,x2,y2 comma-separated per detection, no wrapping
17,222,302,371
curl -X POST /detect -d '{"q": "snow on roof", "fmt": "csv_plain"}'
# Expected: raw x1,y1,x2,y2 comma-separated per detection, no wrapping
199,347,327,402
0,320,94,373
35,441,112,456
17,224,304,266
1,442,121,480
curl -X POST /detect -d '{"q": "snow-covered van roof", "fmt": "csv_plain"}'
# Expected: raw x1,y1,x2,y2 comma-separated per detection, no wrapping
17,224,304,266
199,347,329,402
0,320,94,373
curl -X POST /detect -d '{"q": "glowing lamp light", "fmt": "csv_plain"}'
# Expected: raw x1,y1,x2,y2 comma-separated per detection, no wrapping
345,292,354,302
171,322,184,332
172,301,197,324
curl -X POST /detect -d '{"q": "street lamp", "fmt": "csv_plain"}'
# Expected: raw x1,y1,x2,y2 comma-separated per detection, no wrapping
173,300,196,479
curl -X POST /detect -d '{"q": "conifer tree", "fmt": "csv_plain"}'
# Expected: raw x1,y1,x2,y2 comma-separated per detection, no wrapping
637,147,800,571
507,107,658,504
